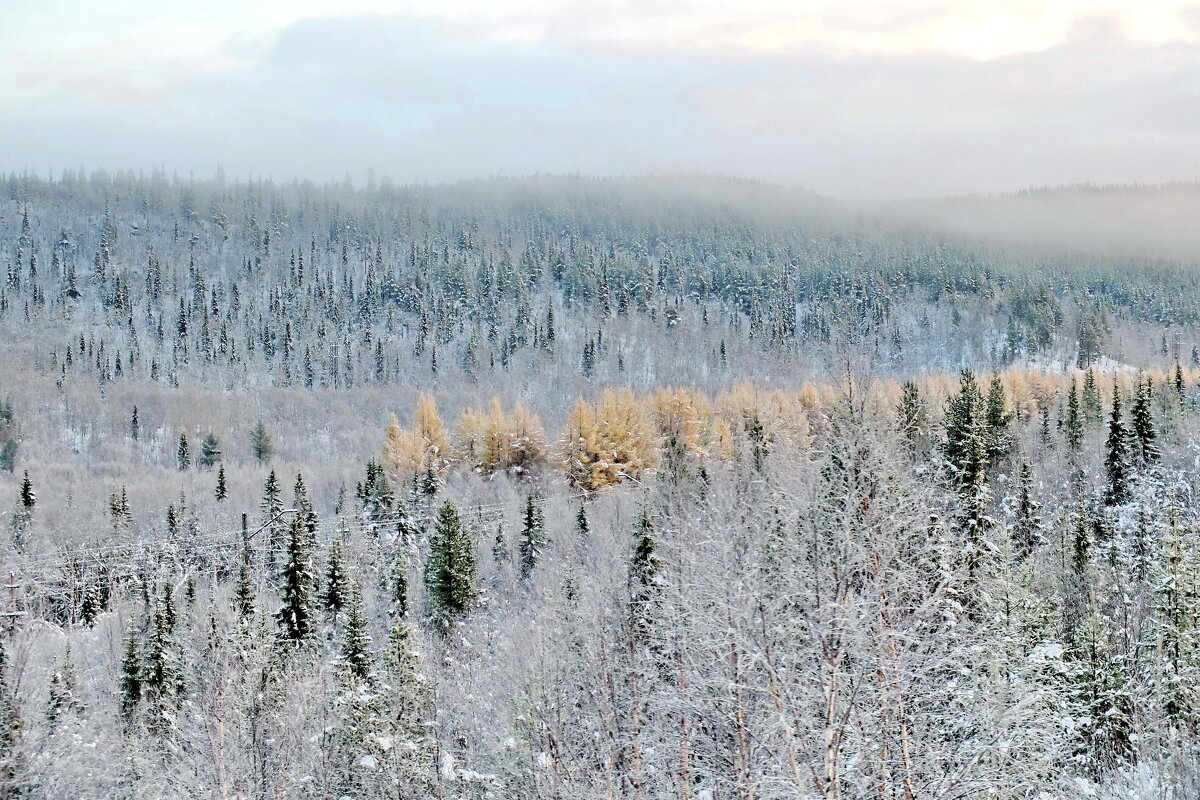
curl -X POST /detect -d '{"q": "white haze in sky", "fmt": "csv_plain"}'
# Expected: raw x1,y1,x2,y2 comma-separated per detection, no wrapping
3,0,1200,198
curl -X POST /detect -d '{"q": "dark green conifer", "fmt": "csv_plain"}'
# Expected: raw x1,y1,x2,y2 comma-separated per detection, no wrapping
518,494,546,580
250,421,274,464
340,585,372,683
424,501,476,631
1129,375,1159,466
276,516,315,643
629,507,659,637
199,432,221,469
176,433,190,470
1012,460,1043,561
1104,386,1131,506
1065,378,1084,453
322,539,349,616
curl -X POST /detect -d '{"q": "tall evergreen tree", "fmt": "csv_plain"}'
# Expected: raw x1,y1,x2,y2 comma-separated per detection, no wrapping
942,368,987,488
18,472,33,509
629,506,660,638
119,620,142,721
1129,374,1159,466
276,516,315,643
984,374,1013,466
1065,378,1084,453
322,538,350,616
1104,387,1131,506
576,504,590,542
1012,459,1043,561
234,545,255,622
518,494,546,580
392,551,409,618
250,421,274,464
215,463,228,502
176,433,190,470
424,501,477,631
1082,368,1102,423
144,589,183,735
958,409,994,585
293,472,318,543
262,470,284,561
341,585,372,683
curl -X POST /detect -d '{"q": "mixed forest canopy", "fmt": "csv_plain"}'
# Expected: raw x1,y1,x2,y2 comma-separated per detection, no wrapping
1,170,1200,797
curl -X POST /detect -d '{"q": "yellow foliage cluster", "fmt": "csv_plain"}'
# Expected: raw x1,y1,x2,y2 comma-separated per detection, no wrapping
561,388,658,491
379,363,1198,492
713,383,812,453
650,388,707,457
381,392,452,480
455,398,547,476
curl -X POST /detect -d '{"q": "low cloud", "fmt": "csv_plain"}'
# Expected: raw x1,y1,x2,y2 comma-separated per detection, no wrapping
2,12,1199,198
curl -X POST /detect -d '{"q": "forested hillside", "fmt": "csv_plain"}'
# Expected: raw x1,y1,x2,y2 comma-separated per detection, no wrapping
1,171,1199,797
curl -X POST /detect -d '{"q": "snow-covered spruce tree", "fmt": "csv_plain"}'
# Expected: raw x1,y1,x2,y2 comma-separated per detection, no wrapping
1104,386,1132,506
275,515,315,644
984,373,1013,467
518,493,546,581
214,463,227,502
356,458,394,525
18,471,33,510
1152,501,1200,734
628,505,660,641
330,583,390,799
175,433,190,470
144,587,184,738
1083,367,1103,423
321,538,349,618
391,550,409,618
1130,374,1160,467
423,500,477,632
119,620,143,723
381,605,436,796
1065,377,1084,454
234,538,255,622
250,420,274,464
942,368,986,485
291,473,318,551
575,503,590,543
260,469,284,566
1012,458,1044,561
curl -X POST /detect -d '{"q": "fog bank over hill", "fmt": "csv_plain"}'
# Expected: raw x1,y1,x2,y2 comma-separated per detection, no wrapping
882,182,1200,262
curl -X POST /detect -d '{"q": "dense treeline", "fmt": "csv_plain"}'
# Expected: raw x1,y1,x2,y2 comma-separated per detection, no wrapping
1,174,1200,797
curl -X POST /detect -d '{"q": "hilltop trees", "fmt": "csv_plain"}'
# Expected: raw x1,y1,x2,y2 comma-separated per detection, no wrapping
7,174,1200,796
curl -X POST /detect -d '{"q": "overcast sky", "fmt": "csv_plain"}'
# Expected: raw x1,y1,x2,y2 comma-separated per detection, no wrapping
2,1,1199,199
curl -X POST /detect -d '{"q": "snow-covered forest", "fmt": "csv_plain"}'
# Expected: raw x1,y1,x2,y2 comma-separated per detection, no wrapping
2,171,1200,798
